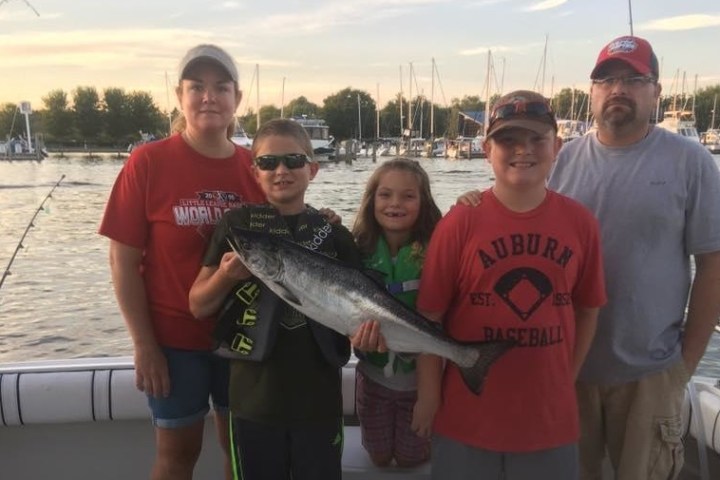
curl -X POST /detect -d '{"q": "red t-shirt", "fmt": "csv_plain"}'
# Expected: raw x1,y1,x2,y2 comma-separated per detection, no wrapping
417,189,606,452
99,134,265,350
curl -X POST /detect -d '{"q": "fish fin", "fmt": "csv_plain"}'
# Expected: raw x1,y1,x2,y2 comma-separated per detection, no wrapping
271,283,303,308
363,268,387,288
457,340,516,395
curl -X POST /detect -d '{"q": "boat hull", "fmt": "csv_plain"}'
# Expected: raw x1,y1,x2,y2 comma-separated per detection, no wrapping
0,357,717,479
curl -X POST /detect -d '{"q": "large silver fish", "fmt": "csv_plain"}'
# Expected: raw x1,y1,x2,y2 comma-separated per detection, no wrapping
227,228,514,395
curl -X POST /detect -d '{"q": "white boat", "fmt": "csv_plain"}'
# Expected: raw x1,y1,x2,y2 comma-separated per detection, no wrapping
556,119,589,143
0,357,429,480
1,356,716,479
446,135,485,159
399,138,426,157
230,125,253,150
290,116,335,157
420,138,447,158
656,110,702,142
700,129,720,154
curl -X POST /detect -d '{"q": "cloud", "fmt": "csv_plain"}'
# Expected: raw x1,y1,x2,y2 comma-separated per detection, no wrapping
459,42,545,56
0,28,242,69
467,0,514,6
524,0,568,12
213,1,245,11
249,0,451,35
639,14,720,31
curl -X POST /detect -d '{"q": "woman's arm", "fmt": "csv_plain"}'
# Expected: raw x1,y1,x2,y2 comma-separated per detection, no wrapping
109,240,169,398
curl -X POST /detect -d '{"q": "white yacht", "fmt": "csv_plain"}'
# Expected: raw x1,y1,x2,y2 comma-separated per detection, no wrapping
230,126,252,150
700,129,720,154
290,116,335,156
656,110,701,142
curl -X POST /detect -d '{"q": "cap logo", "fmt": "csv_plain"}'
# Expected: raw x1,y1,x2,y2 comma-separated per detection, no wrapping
606,37,638,56
504,96,531,113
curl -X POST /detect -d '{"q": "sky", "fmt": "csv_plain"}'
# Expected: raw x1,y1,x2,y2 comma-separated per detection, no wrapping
1,0,719,116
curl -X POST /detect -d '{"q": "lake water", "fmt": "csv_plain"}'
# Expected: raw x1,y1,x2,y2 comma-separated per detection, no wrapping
1,152,719,378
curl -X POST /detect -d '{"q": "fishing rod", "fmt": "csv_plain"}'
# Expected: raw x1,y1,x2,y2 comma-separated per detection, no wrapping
0,174,65,290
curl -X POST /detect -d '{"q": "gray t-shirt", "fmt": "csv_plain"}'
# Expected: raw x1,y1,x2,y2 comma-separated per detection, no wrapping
548,127,720,384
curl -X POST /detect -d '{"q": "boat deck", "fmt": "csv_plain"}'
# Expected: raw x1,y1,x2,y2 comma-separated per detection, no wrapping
0,357,717,479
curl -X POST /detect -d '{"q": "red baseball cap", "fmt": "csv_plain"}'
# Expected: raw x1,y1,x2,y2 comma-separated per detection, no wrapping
590,36,659,79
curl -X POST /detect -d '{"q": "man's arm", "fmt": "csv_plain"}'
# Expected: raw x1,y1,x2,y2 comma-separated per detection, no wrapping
683,250,720,374
573,306,599,379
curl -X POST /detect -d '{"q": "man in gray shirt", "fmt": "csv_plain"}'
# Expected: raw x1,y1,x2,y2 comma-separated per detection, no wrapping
548,35,720,480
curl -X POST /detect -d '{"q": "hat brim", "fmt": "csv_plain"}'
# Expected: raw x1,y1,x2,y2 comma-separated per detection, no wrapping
591,58,652,79
486,119,555,139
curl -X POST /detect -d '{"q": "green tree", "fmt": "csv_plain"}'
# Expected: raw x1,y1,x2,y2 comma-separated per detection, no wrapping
126,91,165,140
551,88,590,120
452,95,485,112
694,85,720,132
379,94,407,137
42,90,73,143
102,88,132,145
424,102,451,139
284,96,320,118
239,105,282,134
0,103,23,141
73,87,102,143
321,88,375,140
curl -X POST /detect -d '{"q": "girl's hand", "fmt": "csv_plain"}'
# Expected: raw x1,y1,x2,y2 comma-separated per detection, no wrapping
350,320,388,352
218,252,250,281
319,207,342,225
456,189,482,206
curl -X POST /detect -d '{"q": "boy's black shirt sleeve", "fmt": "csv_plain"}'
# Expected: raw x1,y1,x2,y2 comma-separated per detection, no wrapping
331,223,362,268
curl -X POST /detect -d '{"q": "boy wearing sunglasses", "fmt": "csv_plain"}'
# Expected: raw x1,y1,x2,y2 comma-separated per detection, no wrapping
413,90,607,479
189,118,363,480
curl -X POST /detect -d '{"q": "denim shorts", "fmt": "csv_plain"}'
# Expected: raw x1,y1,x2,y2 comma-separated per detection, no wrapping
147,347,230,428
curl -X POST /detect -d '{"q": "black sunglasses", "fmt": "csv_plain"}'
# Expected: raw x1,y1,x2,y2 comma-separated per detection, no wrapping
488,100,557,133
254,153,310,171
491,101,553,122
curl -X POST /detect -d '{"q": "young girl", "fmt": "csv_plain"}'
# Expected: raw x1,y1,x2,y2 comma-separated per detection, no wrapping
351,158,442,468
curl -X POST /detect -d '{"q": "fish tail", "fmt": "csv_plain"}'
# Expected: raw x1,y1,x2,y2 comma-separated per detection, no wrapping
457,340,515,395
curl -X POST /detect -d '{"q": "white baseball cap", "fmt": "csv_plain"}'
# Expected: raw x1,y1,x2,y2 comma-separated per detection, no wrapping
178,44,238,83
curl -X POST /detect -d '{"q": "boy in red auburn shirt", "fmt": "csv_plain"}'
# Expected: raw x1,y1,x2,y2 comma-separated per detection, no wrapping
412,90,607,480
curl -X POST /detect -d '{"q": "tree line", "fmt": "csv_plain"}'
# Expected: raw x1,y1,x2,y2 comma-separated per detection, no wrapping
2,84,719,148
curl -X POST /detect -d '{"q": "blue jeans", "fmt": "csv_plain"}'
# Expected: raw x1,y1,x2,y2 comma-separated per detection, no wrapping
147,347,229,428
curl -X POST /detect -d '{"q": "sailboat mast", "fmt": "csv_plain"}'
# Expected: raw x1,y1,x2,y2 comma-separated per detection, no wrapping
255,64,260,129
712,94,718,130
408,62,413,135
165,71,172,135
376,83,380,139
484,50,492,137
280,77,285,119
628,0,634,35
430,58,435,139
399,65,404,139
541,34,548,96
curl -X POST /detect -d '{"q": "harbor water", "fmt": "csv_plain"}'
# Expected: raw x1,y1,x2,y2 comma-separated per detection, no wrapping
0,153,719,378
